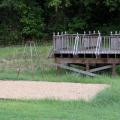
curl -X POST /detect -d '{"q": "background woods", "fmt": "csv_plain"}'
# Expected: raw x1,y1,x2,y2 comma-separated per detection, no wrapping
0,0,120,45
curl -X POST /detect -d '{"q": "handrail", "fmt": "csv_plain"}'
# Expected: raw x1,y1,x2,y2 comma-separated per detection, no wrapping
53,33,120,55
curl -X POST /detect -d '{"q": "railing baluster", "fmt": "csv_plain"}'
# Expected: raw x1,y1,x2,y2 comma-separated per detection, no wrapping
67,34,69,53
79,36,81,51
104,36,106,53
61,32,63,51
92,36,94,53
53,32,55,51
109,35,111,51
69,35,71,51
64,31,66,52
66,35,68,51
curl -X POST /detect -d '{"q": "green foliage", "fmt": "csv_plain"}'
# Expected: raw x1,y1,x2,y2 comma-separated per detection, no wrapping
48,0,62,7
0,0,120,44
116,65,120,75
105,0,120,11
18,2,44,38
48,0,71,8
0,0,44,42
68,17,88,32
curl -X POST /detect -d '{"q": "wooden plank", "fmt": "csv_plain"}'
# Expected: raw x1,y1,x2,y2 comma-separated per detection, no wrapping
49,63,97,77
57,63,96,77
55,58,120,64
89,65,112,73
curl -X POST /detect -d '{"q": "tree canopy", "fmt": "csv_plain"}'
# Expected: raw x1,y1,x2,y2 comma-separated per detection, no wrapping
0,0,120,44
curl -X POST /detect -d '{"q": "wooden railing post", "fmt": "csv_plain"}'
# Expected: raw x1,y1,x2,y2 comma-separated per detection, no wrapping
53,32,55,51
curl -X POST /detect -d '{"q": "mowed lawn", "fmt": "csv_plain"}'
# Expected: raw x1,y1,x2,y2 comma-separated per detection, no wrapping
0,88,120,120
0,45,120,120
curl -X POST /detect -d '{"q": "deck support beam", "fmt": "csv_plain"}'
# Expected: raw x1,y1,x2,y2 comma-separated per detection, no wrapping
112,63,117,76
48,63,97,77
89,65,112,73
55,58,61,71
86,63,90,71
54,58,120,64
54,58,120,76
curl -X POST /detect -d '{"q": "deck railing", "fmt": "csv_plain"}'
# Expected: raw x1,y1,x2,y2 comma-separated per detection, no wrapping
53,31,120,55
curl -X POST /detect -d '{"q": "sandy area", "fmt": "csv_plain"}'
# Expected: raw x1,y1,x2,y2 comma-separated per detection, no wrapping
0,80,109,101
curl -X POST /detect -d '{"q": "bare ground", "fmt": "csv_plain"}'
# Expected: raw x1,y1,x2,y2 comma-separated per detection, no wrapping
0,80,109,101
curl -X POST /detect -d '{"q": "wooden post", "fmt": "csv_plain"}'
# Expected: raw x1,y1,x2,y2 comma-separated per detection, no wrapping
86,63,90,71
55,58,60,71
53,32,56,51
112,63,117,76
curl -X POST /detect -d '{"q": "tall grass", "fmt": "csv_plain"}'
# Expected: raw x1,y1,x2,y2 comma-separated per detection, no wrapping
0,44,119,83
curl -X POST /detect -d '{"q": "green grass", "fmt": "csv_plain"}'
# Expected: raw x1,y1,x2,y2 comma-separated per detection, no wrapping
0,44,118,84
0,84,120,120
0,69,117,84
0,44,120,120
0,77,119,120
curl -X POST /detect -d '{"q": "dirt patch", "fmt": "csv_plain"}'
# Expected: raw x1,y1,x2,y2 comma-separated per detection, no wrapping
0,80,109,101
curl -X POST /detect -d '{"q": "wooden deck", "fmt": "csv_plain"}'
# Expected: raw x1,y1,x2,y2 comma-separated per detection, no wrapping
51,32,120,76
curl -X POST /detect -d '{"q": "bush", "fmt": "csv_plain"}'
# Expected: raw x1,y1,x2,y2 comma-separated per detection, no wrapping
116,65,120,75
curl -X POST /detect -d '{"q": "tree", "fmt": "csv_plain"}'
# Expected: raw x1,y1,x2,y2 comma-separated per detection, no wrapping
0,0,120,45
0,0,44,42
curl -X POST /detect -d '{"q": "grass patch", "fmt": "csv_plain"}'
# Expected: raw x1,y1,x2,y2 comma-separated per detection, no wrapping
0,93,120,120
0,44,120,119
0,44,118,84
0,76,119,120
0,68,118,84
